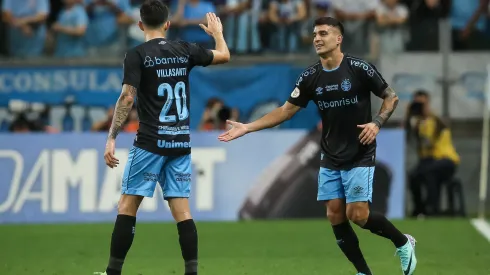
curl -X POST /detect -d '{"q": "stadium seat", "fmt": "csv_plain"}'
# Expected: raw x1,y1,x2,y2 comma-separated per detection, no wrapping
441,177,466,217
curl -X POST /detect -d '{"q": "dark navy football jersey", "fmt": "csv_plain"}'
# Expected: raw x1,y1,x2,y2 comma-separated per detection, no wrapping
122,38,214,156
287,55,388,170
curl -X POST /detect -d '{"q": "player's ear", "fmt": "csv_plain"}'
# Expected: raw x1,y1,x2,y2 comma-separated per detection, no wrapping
337,35,343,45
138,21,144,32
164,21,170,31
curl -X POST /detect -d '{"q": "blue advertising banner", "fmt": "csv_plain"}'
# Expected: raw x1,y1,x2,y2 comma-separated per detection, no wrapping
0,130,405,224
0,66,319,130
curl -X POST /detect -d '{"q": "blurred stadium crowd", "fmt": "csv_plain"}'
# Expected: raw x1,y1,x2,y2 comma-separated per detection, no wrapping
1,0,490,134
0,0,489,59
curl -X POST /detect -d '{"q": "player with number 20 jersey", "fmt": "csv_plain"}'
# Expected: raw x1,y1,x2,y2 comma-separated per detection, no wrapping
98,1,230,275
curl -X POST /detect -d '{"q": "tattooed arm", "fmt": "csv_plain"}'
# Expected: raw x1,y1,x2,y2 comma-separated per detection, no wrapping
108,84,137,139
358,86,399,145
372,86,399,128
104,84,136,168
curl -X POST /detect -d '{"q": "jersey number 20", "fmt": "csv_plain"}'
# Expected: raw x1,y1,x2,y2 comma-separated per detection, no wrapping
158,81,189,123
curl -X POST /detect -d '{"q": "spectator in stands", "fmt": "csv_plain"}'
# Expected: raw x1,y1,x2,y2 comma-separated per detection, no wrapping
92,107,114,132
450,0,490,51
127,0,145,48
311,0,331,19
199,97,239,131
268,0,306,53
124,108,139,132
331,0,376,56
257,0,274,52
298,0,331,52
199,97,224,131
374,0,409,55
405,90,460,217
84,0,132,57
9,114,34,132
220,0,262,54
172,0,217,48
405,0,448,51
1,0,50,57
52,0,89,58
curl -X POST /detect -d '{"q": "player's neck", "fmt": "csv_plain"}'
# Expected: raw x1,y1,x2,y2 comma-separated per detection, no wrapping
319,51,344,71
144,31,166,42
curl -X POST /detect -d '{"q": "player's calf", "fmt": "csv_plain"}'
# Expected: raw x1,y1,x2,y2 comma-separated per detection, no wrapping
169,198,198,275
325,200,372,275
347,202,408,248
105,195,144,275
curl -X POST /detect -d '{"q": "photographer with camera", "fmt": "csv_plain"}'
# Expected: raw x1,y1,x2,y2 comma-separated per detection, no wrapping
405,90,460,217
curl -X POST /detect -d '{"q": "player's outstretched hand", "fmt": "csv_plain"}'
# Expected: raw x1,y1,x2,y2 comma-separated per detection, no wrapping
199,12,223,36
357,122,379,145
218,120,248,142
104,138,119,168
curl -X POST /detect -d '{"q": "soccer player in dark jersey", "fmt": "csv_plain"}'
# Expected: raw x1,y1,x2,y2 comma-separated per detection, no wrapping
218,17,417,275
95,1,230,274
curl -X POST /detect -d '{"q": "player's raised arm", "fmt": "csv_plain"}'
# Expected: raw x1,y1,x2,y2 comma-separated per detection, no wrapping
217,101,301,142
199,12,230,65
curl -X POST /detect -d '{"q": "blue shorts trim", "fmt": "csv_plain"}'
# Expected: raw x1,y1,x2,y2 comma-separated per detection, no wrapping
317,166,374,203
121,146,192,200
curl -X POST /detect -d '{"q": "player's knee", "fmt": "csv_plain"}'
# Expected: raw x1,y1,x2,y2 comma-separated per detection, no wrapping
117,194,144,216
325,199,347,224
168,198,193,222
346,203,369,225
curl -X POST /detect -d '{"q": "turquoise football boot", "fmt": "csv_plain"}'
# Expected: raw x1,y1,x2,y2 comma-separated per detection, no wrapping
395,234,417,275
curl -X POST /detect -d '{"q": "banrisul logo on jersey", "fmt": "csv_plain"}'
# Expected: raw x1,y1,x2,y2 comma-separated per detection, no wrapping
317,96,358,110
144,56,189,68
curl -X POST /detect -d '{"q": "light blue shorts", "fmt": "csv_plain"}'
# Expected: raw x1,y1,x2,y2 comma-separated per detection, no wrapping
121,146,191,200
317,166,374,203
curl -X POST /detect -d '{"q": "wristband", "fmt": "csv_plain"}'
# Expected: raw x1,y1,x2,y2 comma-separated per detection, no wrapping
373,116,383,128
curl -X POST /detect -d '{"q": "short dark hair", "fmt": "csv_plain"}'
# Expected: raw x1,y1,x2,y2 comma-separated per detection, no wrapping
314,17,344,35
140,0,169,28
414,90,429,98
217,106,231,122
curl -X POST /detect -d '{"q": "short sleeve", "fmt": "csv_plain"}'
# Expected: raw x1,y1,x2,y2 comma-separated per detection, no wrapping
37,0,49,14
76,7,89,27
287,71,312,108
188,42,214,67
122,50,142,89
361,62,388,98
118,0,132,14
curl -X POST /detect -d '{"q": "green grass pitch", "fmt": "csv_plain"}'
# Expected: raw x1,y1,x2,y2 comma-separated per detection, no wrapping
1,219,489,275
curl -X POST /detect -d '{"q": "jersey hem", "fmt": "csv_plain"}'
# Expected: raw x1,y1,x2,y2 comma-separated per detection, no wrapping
133,143,191,157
